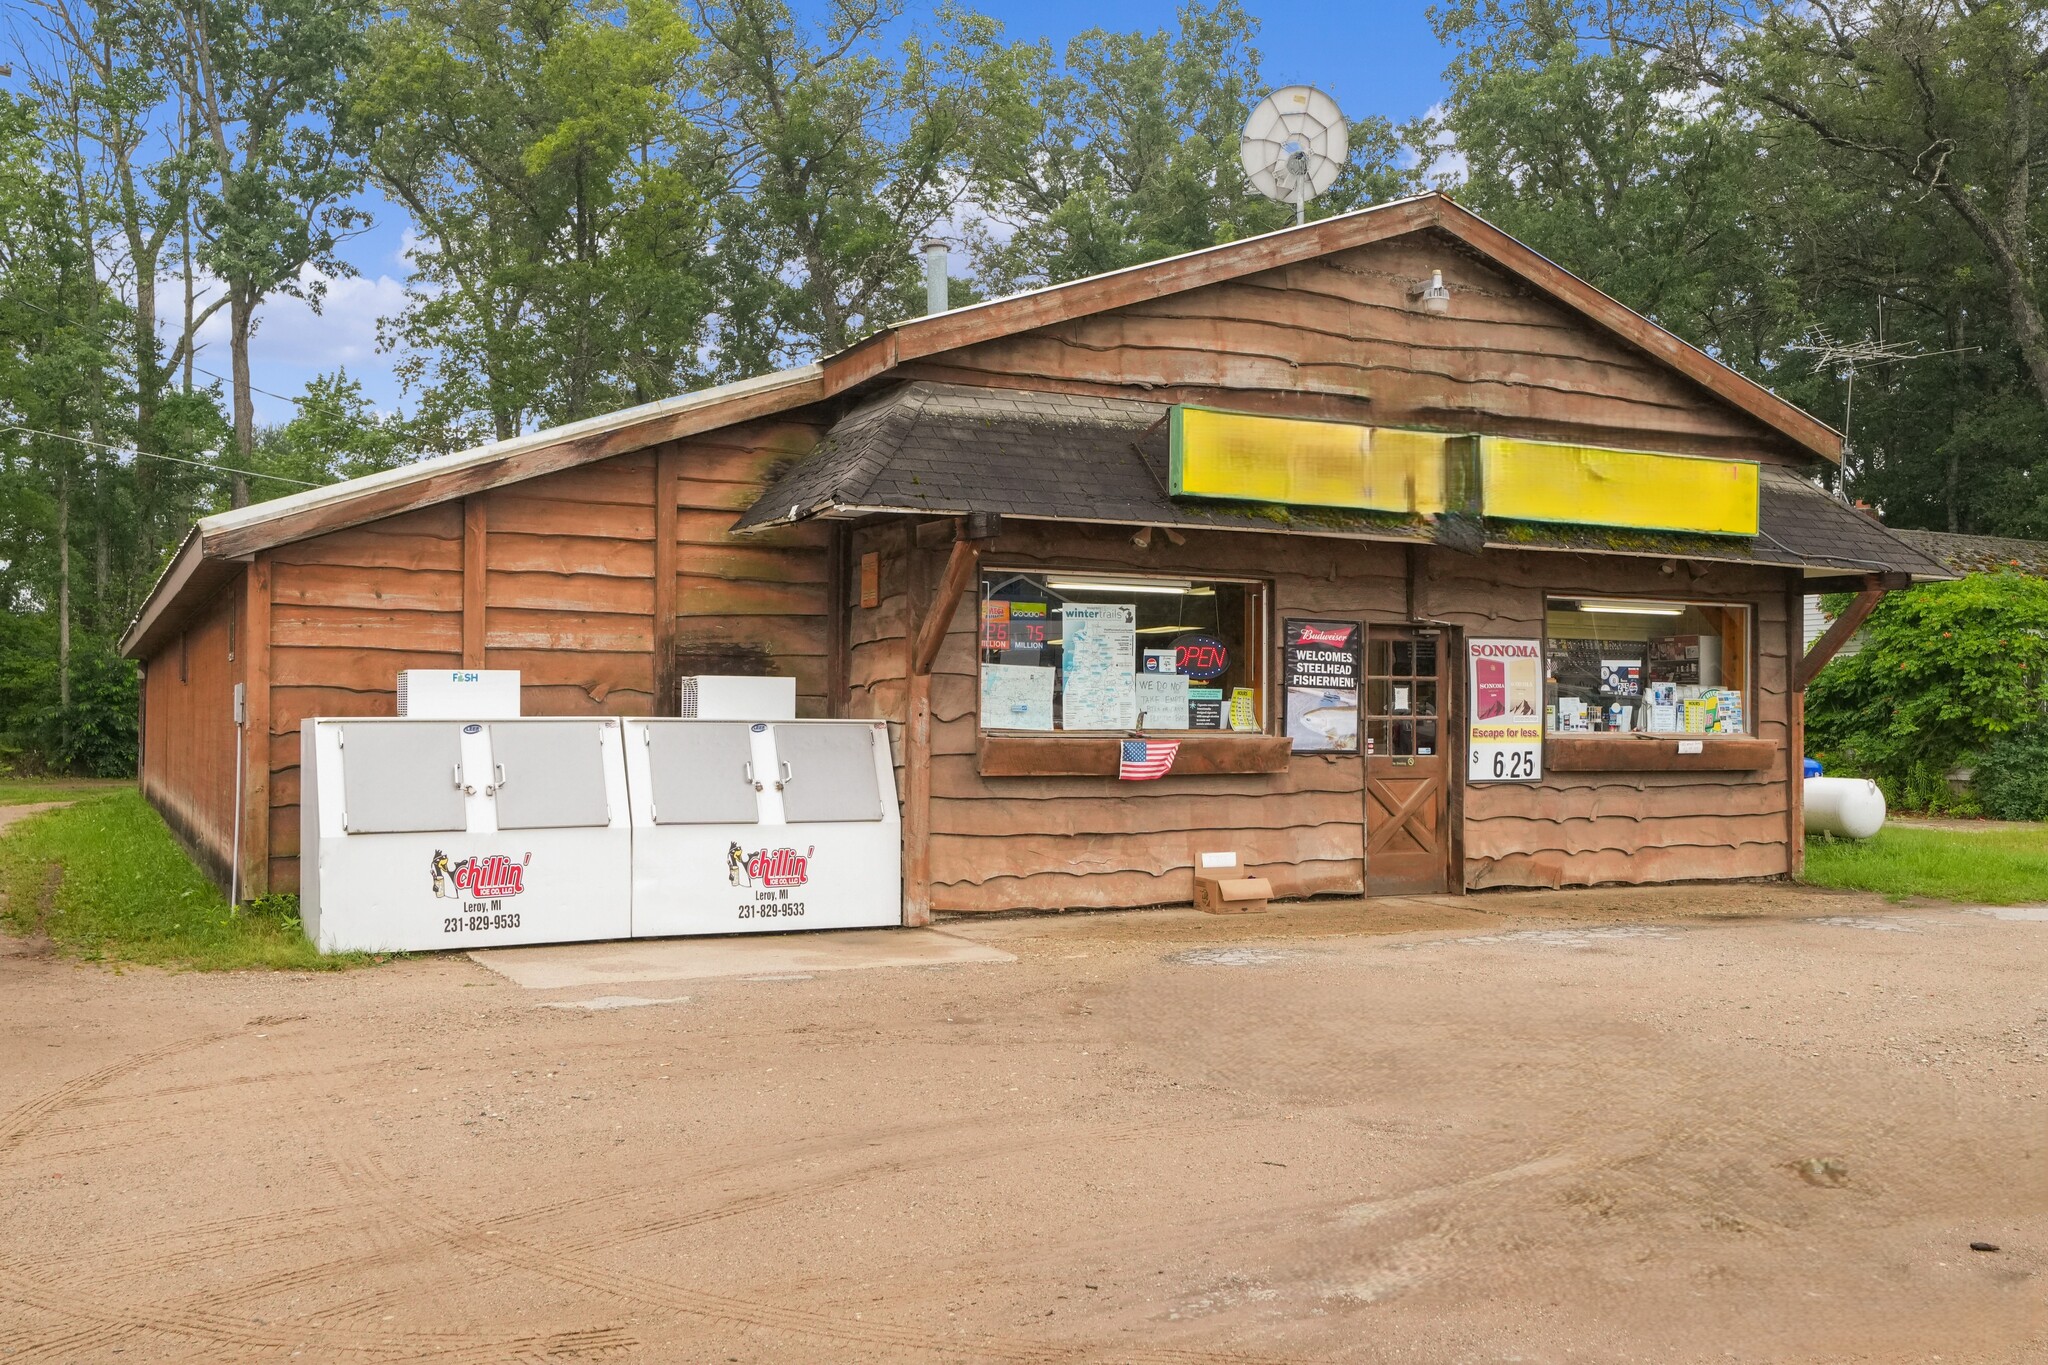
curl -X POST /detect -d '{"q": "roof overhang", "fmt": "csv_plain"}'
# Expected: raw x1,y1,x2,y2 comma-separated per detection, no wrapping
738,382,1944,581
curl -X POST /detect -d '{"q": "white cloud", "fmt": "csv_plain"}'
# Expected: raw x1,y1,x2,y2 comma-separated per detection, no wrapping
166,265,409,424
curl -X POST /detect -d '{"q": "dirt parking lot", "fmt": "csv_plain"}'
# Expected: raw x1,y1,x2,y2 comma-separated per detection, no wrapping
4,884,2047,1363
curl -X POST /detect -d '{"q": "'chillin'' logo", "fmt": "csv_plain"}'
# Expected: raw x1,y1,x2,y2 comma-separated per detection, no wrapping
727,843,813,889
431,850,530,900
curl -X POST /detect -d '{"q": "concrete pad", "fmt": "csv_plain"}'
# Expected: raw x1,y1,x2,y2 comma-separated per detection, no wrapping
469,927,1014,990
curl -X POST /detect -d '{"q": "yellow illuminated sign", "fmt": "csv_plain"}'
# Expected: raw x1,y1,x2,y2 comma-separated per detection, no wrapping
1166,407,1760,538
1168,406,1448,515
1478,437,1759,537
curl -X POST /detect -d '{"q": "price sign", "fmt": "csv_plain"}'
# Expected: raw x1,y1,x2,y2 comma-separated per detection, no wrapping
1467,638,1543,783
1171,632,1230,681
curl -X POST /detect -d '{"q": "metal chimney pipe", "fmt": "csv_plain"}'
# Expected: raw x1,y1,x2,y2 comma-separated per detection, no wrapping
922,238,949,315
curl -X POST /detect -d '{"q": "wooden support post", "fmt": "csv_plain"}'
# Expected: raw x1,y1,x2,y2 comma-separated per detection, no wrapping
903,527,994,927
1797,577,1888,691
241,552,273,900
825,523,850,718
1786,576,1806,879
904,672,934,926
653,446,681,714
462,495,488,668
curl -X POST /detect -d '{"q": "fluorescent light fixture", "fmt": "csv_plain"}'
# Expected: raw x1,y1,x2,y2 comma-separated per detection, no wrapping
1574,600,1684,616
1048,579,1191,595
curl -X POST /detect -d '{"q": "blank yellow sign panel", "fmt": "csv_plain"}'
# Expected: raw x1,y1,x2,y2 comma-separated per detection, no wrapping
1169,406,1448,515
1479,437,1759,537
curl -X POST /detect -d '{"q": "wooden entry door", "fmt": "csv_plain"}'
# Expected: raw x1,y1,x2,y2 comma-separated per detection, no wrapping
1365,627,1453,896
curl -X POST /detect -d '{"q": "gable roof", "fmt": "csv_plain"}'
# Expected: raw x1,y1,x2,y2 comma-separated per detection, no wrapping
123,192,1843,657
738,380,1944,579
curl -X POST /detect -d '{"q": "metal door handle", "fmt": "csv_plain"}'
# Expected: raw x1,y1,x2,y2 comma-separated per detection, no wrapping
453,764,463,789
776,761,793,791
744,760,761,792
494,763,507,788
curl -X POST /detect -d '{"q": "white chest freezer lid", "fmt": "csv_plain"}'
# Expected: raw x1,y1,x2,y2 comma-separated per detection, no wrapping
338,722,468,834
773,724,883,823
490,721,612,830
646,722,760,825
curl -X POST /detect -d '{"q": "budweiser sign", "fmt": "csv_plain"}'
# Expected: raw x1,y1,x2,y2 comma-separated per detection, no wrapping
1294,624,1355,647
431,849,530,900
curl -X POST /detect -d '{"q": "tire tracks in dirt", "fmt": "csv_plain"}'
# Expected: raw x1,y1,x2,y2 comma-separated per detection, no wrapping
0,1030,237,1160
330,1142,1297,1365
0,1259,638,1363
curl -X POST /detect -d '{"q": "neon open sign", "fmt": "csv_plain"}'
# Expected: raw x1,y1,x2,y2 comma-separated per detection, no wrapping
1172,633,1230,680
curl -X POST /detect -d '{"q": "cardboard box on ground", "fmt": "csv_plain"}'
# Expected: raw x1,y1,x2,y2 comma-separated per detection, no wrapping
1192,850,1272,914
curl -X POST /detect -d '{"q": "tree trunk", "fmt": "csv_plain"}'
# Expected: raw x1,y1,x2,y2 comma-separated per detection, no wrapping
57,472,72,710
230,287,254,507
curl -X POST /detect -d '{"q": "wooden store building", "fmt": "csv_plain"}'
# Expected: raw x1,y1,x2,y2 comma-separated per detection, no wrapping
120,193,1948,919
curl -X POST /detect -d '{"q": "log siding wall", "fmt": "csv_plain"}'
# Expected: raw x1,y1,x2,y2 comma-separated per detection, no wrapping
851,519,1794,912
250,417,834,895
900,234,1812,466
139,582,243,886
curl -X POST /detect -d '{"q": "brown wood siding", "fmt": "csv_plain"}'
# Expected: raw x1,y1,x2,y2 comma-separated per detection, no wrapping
900,233,1812,466
1424,552,1793,889
264,504,465,890
854,518,1794,912
871,521,1397,912
254,422,833,893
138,580,243,886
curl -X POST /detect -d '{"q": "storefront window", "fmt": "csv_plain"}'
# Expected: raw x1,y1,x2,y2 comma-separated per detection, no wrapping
977,570,1267,732
1544,598,1751,734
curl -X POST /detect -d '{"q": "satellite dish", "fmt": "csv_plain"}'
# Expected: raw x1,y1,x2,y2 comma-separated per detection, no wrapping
1240,85,1349,225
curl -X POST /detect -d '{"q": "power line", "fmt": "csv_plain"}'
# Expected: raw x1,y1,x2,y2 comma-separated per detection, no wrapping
0,425,322,487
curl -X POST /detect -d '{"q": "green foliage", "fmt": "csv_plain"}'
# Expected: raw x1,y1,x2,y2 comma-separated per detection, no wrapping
965,0,1414,295
1802,825,2048,906
1805,574,2048,810
1968,729,2048,823
354,0,717,439
0,792,377,969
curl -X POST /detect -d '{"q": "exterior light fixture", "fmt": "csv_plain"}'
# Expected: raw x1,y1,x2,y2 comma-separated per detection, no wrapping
1410,269,1451,315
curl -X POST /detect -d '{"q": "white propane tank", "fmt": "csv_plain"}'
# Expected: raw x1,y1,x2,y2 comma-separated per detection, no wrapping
1805,776,1887,839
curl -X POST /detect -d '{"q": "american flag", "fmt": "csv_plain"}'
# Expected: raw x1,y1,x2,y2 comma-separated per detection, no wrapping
1119,738,1180,780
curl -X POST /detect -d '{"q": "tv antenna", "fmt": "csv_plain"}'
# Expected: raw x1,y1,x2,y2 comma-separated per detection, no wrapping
1241,86,1348,226
1785,325,1979,460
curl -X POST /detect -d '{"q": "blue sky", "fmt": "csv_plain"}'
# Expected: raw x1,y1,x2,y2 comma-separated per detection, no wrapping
243,1,1452,427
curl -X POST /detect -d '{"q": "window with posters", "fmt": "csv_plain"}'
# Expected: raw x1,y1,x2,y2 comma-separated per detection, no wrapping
1543,598,1752,736
976,570,1268,733
1468,638,1544,782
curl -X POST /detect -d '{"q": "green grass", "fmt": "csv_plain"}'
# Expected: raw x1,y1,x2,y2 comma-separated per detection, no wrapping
1803,824,2048,905
0,775,131,805
0,791,379,970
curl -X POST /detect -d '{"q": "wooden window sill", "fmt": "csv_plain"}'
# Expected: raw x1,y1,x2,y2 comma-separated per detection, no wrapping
979,732,1293,777
1545,734,1774,772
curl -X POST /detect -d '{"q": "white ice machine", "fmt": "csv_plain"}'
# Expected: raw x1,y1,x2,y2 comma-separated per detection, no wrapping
300,717,634,953
624,719,901,936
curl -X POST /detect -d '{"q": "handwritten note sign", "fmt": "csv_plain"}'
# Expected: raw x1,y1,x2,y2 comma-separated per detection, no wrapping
1134,672,1189,729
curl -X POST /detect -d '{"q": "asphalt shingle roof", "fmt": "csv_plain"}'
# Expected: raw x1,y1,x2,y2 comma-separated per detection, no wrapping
1889,528,2048,577
736,382,1951,578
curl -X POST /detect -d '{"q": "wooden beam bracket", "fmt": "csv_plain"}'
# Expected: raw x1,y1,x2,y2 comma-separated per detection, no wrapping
1797,575,1891,691
911,530,993,677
